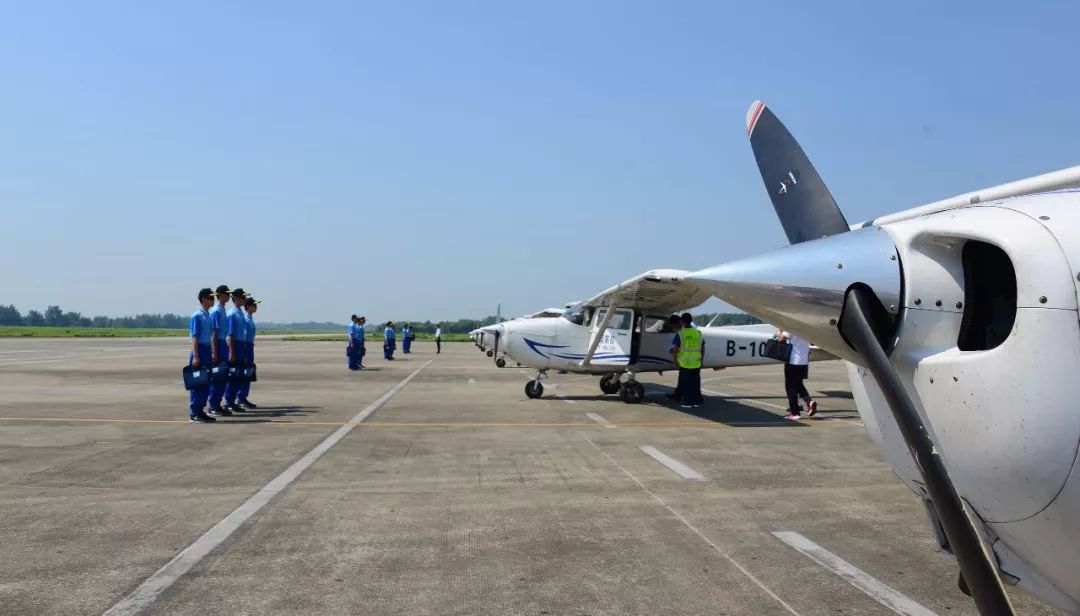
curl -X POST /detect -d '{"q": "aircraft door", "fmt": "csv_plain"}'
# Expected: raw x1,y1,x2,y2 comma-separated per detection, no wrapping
590,307,633,366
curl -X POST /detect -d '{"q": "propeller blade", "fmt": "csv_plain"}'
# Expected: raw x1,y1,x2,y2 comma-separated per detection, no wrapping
839,285,1015,615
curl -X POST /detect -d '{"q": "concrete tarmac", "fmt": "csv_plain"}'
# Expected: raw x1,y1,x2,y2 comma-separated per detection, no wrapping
0,338,1061,615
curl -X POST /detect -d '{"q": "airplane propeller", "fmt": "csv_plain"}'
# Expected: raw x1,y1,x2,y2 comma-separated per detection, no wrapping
838,285,1015,615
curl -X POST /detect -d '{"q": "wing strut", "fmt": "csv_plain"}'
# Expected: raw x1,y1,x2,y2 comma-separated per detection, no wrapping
581,305,617,367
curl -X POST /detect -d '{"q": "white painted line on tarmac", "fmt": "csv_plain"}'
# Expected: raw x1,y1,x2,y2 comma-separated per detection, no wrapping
102,359,434,616
585,412,616,428
772,531,937,616
639,445,705,480
578,433,801,616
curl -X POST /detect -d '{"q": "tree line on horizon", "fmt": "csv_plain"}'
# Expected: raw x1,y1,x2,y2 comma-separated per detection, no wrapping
0,304,758,332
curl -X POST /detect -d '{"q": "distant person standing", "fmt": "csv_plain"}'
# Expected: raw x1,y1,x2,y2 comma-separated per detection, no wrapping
779,330,816,420
356,316,367,368
383,321,396,360
237,296,259,408
672,313,704,408
223,288,248,412
187,288,217,423
666,315,685,402
434,325,442,354
348,315,362,370
208,284,233,416
402,324,414,354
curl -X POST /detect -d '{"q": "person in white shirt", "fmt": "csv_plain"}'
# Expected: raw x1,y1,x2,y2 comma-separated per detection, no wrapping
778,329,816,420
434,326,443,354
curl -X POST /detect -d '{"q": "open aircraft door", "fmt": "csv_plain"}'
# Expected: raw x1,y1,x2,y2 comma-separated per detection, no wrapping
587,307,634,366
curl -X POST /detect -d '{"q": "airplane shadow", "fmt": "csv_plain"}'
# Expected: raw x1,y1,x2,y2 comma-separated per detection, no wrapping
817,389,854,400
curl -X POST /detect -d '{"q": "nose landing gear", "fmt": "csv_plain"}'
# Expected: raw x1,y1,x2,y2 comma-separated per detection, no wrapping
525,370,547,399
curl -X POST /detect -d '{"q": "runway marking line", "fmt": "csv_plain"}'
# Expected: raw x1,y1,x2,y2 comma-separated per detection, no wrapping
639,445,705,480
585,412,616,428
0,417,861,428
772,531,937,616
578,432,802,616
101,359,434,616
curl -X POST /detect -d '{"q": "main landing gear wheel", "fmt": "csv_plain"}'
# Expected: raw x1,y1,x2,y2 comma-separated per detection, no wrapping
619,381,645,404
495,357,507,368
525,380,544,399
599,374,621,395
486,350,494,357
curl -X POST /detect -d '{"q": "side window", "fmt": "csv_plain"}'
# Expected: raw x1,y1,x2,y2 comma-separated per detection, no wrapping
643,315,674,333
609,309,632,330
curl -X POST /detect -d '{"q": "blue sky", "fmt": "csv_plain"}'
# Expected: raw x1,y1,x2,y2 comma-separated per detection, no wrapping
1,1,1077,323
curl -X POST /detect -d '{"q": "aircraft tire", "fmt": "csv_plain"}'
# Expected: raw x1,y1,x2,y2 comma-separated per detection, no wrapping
599,374,621,395
495,357,507,368
486,350,494,357
619,382,645,404
525,380,544,399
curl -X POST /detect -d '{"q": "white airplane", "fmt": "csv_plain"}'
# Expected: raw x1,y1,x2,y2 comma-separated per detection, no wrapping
496,268,816,402
470,307,567,364
690,100,1080,614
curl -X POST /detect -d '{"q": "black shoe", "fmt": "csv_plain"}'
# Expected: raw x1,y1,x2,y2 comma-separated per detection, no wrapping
240,399,257,409
207,407,232,417
190,414,216,423
226,404,245,413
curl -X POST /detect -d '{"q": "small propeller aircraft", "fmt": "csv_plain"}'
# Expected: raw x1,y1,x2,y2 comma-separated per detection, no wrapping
495,268,819,403
690,101,1080,614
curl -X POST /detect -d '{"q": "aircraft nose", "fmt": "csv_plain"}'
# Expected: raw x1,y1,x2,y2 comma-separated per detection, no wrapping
688,226,902,363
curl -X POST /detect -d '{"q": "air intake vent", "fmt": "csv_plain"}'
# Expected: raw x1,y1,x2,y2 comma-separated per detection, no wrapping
958,241,1016,351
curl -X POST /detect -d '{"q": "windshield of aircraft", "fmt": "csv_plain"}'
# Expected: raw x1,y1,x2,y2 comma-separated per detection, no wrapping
562,302,593,326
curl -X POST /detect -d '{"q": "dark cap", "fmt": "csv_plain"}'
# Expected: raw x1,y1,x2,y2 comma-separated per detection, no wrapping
351,314,357,320
198,288,214,301
215,284,231,295
245,297,261,307
231,288,247,297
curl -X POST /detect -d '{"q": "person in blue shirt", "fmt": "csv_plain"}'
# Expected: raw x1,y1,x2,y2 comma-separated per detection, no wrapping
383,321,396,360
348,315,362,370
402,324,414,354
207,284,234,416
187,288,217,423
223,288,249,412
237,296,260,408
355,316,367,368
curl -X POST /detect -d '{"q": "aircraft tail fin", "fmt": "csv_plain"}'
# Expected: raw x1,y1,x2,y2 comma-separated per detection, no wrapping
746,101,850,244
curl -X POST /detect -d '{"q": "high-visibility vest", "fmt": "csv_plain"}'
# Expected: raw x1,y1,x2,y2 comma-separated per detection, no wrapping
677,327,703,369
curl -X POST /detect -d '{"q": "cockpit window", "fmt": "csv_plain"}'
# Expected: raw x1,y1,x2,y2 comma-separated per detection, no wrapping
562,302,592,326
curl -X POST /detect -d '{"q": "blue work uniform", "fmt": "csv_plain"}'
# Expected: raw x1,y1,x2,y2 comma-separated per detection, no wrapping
208,303,230,410
348,323,362,370
384,327,396,360
402,327,413,353
223,307,248,406
188,308,214,418
238,313,256,402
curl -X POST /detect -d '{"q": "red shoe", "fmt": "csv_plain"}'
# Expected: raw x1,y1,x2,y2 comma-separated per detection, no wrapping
807,400,818,417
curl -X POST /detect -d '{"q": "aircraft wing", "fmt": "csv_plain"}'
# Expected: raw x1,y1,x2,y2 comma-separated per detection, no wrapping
584,269,711,314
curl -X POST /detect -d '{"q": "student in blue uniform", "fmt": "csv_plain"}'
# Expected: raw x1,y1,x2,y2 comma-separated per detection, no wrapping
356,316,367,368
207,284,233,416
402,324,413,354
348,315,362,370
383,321,396,360
237,296,260,408
188,288,217,423
223,288,248,412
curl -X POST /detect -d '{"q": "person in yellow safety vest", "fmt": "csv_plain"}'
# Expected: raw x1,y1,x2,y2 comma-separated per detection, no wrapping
671,312,704,408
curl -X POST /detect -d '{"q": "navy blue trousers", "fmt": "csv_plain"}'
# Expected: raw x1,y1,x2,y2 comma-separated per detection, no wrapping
188,344,213,417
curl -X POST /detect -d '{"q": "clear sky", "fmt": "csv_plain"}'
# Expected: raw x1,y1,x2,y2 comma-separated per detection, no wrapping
1,1,1077,323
